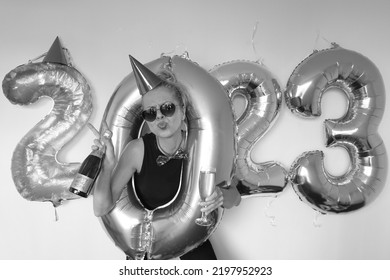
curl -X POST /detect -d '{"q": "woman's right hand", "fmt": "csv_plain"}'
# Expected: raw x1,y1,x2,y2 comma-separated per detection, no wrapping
88,121,116,171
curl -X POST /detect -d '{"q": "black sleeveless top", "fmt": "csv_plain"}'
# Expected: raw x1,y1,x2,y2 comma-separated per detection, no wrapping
132,133,216,259
133,133,182,210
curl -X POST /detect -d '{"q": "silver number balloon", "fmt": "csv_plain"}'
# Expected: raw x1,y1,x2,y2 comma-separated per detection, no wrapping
285,44,387,213
2,62,92,207
99,55,236,259
210,60,288,197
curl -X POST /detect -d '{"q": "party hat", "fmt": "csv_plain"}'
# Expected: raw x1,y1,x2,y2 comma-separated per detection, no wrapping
43,36,68,65
129,55,163,95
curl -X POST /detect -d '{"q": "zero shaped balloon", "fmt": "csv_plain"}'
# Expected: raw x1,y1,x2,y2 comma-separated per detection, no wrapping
99,55,236,260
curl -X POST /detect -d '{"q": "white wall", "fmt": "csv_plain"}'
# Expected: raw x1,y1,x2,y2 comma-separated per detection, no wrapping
1,0,389,260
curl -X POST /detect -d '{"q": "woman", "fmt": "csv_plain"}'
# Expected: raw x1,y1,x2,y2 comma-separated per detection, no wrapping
91,55,241,259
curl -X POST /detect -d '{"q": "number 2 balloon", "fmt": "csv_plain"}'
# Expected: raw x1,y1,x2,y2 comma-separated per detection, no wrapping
2,37,92,207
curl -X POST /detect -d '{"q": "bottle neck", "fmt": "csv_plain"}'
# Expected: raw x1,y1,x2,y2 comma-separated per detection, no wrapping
91,148,105,158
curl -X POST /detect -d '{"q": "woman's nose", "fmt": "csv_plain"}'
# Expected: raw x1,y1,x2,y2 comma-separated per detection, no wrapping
155,108,164,119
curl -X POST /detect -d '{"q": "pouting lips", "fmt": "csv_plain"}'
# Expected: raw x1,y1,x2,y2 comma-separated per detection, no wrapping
157,122,168,129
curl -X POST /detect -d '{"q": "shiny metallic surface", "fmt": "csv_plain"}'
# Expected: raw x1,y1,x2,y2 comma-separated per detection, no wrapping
210,60,288,197
103,130,113,139
2,62,93,207
285,44,387,213
129,55,164,96
100,55,235,259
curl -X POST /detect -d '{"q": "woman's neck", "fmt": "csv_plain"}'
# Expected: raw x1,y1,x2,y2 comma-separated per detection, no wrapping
157,131,184,155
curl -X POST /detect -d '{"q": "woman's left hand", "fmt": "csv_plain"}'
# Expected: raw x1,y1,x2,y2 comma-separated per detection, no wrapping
199,187,224,215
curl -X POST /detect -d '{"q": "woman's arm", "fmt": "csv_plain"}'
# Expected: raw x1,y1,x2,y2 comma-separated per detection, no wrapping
93,139,143,216
200,182,241,215
90,122,143,217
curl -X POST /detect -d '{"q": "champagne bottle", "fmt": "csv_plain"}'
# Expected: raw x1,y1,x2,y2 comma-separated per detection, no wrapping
69,148,105,198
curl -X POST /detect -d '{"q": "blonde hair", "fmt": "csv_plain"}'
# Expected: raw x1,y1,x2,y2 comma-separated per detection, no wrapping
154,71,189,109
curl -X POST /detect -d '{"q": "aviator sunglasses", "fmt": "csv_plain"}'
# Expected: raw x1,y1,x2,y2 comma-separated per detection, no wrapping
141,102,177,122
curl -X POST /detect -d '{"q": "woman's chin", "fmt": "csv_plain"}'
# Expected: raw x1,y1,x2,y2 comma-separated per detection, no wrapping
152,128,173,138
151,125,182,139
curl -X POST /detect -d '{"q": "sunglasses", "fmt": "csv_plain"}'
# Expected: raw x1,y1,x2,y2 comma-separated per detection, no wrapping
141,102,177,122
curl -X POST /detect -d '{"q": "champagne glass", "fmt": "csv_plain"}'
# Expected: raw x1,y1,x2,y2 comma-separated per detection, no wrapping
195,167,216,226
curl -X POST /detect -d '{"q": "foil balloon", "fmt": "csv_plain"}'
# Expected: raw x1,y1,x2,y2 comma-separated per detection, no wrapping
2,39,92,207
99,54,236,259
285,43,387,213
210,60,288,197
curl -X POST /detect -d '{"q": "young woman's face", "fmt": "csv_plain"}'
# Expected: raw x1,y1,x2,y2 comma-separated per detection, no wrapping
142,86,185,139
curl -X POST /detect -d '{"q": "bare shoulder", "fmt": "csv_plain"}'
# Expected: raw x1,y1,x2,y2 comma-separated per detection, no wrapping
119,138,144,172
123,138,144,153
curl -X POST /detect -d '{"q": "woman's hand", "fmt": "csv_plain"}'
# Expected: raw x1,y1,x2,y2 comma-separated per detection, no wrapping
199,187,224,215
88,121,116,171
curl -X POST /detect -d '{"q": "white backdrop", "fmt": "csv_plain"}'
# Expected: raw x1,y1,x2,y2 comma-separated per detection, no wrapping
1,0,389,260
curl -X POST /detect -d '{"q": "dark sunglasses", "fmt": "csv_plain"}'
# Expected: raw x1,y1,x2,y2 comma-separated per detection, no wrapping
141,102,177,122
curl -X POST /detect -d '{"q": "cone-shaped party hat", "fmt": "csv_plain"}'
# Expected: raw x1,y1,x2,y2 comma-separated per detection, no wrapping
43,36,68,65
129,55,163,95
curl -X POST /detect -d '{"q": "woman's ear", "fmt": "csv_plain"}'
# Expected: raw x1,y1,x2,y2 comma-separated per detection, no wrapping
181,106,186,120
181,108,187,132
181,120,188,132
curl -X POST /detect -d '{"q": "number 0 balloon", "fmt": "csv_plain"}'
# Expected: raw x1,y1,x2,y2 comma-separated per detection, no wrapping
285,44,388,213
99,54,236,259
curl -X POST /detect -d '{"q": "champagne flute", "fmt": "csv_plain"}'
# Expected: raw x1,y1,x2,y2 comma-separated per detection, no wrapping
195,167,216,226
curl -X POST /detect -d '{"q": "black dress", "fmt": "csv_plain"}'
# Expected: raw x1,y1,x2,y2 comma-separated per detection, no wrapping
133,133,216,260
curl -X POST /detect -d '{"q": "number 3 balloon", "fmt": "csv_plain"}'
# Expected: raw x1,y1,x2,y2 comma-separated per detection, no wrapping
286,44,387,213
